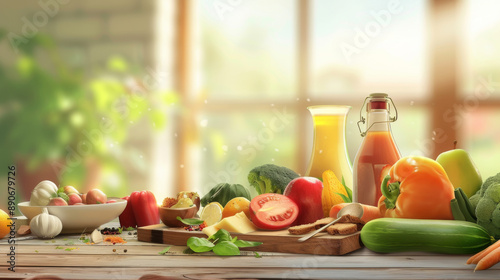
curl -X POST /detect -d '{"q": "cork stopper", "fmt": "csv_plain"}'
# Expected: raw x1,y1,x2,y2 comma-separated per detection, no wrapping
367,93,388,110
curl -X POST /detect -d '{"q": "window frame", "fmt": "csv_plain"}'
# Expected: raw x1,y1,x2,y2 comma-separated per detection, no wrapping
172,0,495,191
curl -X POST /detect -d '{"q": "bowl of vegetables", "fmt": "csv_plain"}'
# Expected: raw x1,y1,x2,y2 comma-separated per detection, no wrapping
18,180,127,234
159,205,198,227
18,199,127,234
159,192,200,227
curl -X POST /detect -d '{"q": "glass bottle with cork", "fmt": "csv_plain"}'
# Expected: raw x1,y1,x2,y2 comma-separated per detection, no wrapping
353,93,401,206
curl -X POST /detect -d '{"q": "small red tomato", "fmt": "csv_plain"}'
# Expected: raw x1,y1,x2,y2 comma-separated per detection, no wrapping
249,193,299,230
86,189,107,204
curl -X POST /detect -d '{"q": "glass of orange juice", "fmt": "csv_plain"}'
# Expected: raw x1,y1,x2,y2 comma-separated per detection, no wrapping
305,105,353,190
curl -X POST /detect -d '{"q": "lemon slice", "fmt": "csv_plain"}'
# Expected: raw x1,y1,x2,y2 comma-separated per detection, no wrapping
200,202,223,226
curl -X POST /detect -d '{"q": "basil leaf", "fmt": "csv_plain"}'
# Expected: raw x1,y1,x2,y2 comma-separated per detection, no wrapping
208,229,232,243
158,246,171,255
176,216,204,225
253,251,262,258
233,240,263,248
186,237,215,252
213,241,240,256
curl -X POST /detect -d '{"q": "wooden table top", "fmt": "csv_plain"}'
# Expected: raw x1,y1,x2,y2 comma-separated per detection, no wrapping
1,220,499,280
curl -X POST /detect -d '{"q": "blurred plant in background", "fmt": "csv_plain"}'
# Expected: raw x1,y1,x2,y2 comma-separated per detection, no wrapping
0,30,177,201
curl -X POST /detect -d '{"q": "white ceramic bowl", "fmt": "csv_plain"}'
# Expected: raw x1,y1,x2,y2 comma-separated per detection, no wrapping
18,198,127,234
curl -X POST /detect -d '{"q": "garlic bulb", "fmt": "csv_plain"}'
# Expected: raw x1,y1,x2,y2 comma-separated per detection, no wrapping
30,208,62,239
30,180,58,206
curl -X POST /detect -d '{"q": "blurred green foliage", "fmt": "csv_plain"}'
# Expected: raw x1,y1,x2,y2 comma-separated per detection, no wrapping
0,31,177,194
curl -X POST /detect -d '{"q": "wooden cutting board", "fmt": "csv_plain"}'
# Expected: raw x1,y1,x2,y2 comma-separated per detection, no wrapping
137,224,361,255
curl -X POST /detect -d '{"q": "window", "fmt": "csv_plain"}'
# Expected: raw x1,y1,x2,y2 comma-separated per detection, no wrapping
310,0,428,99
179,0,431,196
173,0,500,196
198,0,297,100
310,0,429,160
460,0,500,179
189,0,299,195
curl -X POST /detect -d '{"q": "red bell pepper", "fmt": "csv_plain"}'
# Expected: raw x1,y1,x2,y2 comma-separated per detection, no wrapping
129,191,160,227
118,196,137,228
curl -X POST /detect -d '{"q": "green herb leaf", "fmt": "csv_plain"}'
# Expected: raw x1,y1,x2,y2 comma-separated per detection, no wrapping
186,237,215,252
253,251,262,258
55,246,64,249
341,176,353,203
233,240,263,248
158,246,171,255
213,241,240,256
176,216,204,226
124,227,135,231
118,227,123,234
57,192,69,203
208,229,232,243
335,192,352,203
185,229,263,256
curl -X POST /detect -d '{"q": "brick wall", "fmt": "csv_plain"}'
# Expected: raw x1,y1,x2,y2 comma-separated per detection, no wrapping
2,0,156,69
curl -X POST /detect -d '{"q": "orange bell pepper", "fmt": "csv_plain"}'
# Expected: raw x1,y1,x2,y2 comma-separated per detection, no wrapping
378,156,455,220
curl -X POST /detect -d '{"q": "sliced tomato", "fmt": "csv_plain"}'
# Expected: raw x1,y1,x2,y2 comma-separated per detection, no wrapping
249,193,299,230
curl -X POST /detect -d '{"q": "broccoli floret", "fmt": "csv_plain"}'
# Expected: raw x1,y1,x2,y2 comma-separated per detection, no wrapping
469,192,481,211
248,164,299,195
473,173,500,239
479,172,500,196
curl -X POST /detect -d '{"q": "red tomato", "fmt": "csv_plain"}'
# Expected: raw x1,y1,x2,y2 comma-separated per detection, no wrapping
283,177,323,226
249,193,299,230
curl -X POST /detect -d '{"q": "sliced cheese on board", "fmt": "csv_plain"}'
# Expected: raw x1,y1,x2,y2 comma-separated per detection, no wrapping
202,211,257,237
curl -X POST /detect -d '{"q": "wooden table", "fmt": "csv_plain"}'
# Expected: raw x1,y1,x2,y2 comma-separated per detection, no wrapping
1,220,499,280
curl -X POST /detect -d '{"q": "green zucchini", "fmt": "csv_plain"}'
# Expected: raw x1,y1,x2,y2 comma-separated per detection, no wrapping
360,218,494,254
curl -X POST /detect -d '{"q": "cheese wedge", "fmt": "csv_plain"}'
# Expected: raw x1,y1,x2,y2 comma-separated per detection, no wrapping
202,211,257,237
